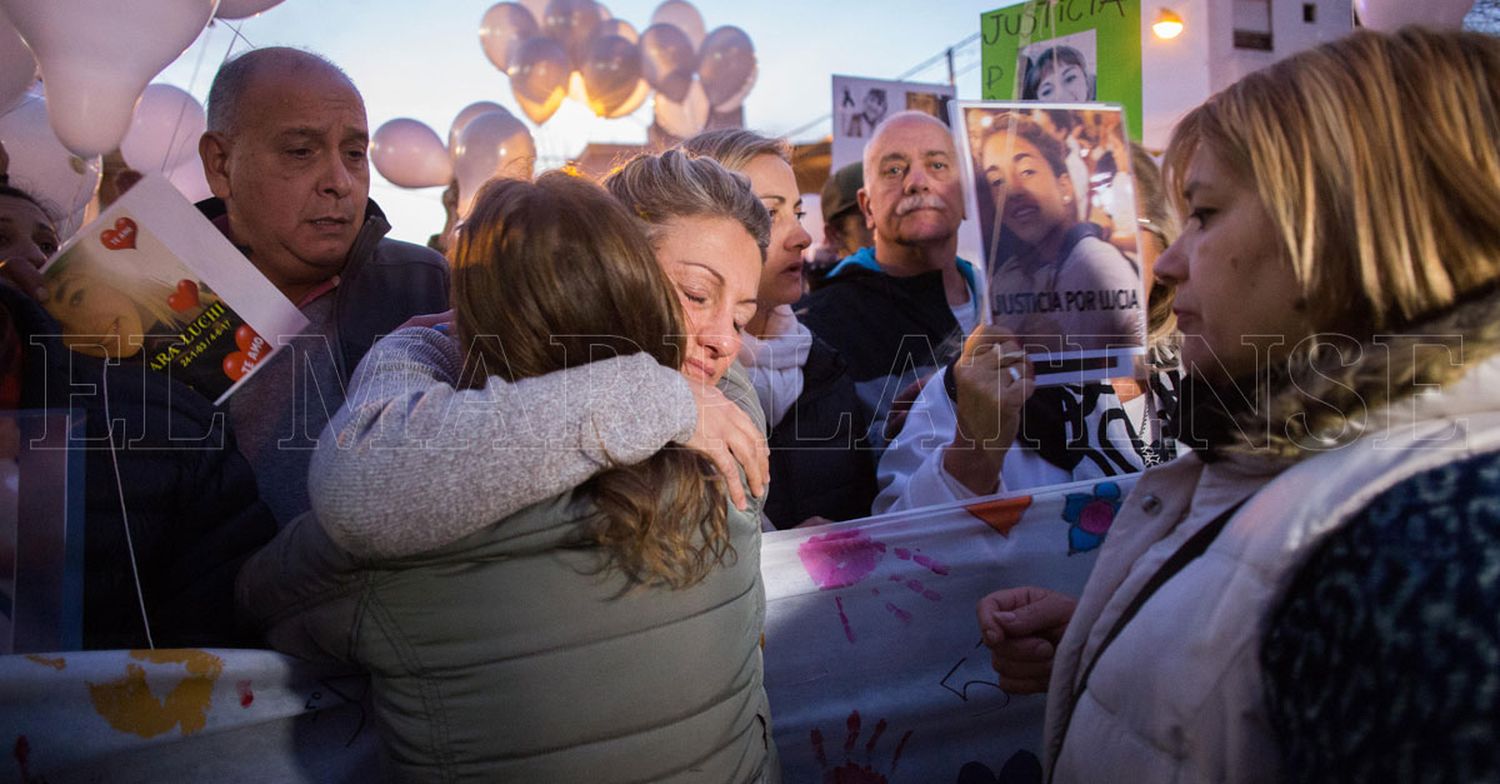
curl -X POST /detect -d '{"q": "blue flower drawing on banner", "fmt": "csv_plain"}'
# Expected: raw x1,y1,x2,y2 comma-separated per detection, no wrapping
1062,482,1122,554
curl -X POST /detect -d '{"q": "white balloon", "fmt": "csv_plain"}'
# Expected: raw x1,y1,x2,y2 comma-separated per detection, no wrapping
3,0,216,158
1353,0,1473,30
0,93,101,214
120,83,205,173
0,10,37,116
653,78,709,139
214,0,283,19
448,101,508,154
168,156,213,203
371,118,453,189
453,110,536,217
649,0,705,52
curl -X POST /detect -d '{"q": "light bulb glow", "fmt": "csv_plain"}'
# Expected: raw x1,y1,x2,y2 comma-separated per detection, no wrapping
1153,9,1185,39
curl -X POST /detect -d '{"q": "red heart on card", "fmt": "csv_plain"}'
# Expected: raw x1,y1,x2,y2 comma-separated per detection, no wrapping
234,324,263,353
244,334,267,362
166,279,200,312
222,351,257,382
101,217,138,250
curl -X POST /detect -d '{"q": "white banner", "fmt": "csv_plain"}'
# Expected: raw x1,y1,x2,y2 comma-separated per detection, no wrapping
763,475,1132,782
0,476,1135,782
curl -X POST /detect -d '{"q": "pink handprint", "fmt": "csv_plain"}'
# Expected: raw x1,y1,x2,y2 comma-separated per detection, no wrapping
798,529,886,589
798,528,951,643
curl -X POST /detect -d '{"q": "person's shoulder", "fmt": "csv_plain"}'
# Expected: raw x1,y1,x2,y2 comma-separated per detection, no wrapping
1277,447,1500,624
371,237,448,271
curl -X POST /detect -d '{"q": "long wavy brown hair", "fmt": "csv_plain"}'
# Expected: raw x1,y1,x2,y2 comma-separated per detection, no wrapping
450,172,731,588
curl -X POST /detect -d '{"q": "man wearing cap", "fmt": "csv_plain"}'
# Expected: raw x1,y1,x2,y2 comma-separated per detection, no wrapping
798,111,981,449
806,161,875,288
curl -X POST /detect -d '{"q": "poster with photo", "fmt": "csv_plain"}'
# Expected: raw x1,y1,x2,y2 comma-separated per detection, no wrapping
831,75,957,171
980,0,1142,141
953,100,1146,381
40,177,309,405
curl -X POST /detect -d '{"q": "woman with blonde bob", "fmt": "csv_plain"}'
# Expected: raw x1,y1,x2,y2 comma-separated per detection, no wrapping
679,129,879,528
240,173,776,782
977,28,1500,783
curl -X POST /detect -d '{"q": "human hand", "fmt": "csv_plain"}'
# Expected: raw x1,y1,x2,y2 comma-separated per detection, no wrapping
883,371,933,442
976,586,1077,694
683,381,768,511
0,257,49,303
943,325,1033,494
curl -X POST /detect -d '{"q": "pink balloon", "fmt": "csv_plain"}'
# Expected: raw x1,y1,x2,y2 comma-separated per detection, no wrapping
1354,0,1472,30
479,3,539,72
697,26,756,110
448,101,508,154
507,36,570,124
712,63,756,113
453,110,536,216
653,79,708,139
649,0,705,52
606,79,651,119
215,0,283,19
540,0,601,67
595,18,638,44
580,34,642,117
640,23,696,103
372,118,452,189
518,0,549,26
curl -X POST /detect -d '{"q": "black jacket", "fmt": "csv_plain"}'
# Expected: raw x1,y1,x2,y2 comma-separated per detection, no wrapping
194,197,451,382
762,336,878,527
797,265,961,447
5,284,276,649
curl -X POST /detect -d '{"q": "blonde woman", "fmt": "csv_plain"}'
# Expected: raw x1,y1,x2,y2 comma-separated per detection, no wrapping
43,249,219,361
241,173,776,781
978,29,1500,782
681,129,879,527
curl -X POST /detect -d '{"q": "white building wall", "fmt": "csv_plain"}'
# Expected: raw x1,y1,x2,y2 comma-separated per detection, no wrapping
1139,0,1352,149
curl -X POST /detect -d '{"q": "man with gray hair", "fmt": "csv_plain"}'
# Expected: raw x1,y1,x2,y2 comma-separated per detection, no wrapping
197,47,449,523
799,111,981,450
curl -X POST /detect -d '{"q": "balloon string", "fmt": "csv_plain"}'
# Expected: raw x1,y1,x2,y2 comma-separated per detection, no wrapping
221,20,257,55
157,21,219,175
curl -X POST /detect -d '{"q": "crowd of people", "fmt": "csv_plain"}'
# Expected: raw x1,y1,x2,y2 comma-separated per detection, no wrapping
1,24,1498,784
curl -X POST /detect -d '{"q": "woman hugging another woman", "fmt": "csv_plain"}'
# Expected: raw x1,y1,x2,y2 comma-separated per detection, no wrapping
240,166,778,782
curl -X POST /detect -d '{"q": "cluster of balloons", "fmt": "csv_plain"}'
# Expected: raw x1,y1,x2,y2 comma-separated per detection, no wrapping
480,0,756,135
0,0,284,212
370,102,537,218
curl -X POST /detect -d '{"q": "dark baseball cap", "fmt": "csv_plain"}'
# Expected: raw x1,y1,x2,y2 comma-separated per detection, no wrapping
821,162,864,223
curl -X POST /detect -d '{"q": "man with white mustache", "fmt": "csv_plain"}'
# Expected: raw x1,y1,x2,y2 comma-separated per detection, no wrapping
800,111,981,451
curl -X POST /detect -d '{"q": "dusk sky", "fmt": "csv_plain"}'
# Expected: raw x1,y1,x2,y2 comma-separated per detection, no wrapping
154,0,1002,244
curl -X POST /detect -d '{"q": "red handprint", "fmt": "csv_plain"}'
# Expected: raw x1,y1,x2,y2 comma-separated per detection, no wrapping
811,711,913,784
